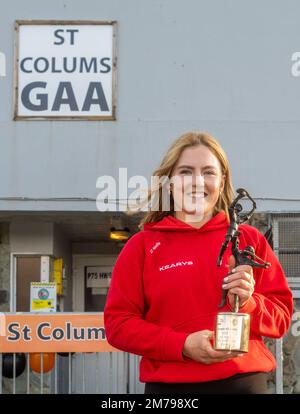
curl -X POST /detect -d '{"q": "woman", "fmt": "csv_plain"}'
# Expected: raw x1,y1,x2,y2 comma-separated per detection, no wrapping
104,132,293,394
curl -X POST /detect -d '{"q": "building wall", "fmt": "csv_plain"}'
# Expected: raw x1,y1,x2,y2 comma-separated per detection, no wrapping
0,223,10,311
0,0,299,213
0,0,299,394
10,222,54,254
52,224,72,311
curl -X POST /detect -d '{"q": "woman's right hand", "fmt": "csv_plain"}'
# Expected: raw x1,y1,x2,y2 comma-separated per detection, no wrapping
182,330,243,364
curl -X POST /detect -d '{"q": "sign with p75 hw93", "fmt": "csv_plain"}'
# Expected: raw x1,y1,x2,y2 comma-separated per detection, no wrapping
14,20,117,120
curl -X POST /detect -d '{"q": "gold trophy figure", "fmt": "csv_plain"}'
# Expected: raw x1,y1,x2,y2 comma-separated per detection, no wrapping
214,189,270,353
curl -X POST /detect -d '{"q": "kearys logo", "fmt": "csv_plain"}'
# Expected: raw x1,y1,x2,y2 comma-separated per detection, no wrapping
159,261,193,271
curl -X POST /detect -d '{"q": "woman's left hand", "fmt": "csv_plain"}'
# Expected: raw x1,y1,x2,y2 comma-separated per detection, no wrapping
222,255,256,309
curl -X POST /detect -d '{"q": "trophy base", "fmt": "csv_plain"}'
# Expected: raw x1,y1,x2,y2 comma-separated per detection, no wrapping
214,312,250,353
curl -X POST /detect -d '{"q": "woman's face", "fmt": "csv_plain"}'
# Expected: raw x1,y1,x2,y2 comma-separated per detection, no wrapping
170,145,225,221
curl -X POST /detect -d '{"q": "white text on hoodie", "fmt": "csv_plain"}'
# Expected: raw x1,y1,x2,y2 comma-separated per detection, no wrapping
159,261,193,271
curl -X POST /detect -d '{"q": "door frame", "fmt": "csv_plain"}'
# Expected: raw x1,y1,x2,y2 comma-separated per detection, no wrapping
72,254,117,312
10,252,42,312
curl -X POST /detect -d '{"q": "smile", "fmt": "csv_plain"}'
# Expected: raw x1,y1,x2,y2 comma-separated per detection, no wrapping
186,192,208,198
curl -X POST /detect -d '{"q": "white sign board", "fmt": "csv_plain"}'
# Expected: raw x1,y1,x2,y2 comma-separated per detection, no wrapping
86,266,112,289
15,21,116,119
30,282,57,313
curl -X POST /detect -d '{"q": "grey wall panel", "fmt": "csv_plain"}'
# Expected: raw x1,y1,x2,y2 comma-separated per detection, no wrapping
0,0,299,212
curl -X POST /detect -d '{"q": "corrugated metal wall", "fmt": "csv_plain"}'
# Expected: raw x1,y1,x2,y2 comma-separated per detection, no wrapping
0,0,300,212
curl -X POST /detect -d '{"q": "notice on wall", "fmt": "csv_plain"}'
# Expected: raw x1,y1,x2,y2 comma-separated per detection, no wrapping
14,21,116,120
30,282,57,313
86,266,112,289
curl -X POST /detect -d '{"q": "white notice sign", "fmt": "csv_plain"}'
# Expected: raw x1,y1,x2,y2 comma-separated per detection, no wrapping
86,266,112,289
15,21,116,119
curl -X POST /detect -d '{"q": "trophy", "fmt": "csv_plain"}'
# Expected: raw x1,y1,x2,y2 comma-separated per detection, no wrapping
214,188,271,353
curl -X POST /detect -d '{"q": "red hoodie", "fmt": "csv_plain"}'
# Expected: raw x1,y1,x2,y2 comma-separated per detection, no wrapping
104,211,293,383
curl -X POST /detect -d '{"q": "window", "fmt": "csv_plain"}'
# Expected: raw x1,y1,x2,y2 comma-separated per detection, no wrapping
272,214,300,292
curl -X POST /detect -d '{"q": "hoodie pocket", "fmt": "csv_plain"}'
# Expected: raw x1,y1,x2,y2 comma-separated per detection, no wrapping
254,339,276,365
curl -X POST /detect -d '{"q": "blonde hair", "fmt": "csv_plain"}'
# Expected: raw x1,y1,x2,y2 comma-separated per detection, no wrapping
132,132,234,229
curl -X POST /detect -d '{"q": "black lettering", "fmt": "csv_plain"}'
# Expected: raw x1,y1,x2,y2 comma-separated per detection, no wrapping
100,57,111,73
34,57,49,73
82,82,109,111
7,323,21,341
63,57,77,73
67,322,71,339
37,322,51,340
22,325,31,341
21,82,48,111
88,327,106,340
51,57,62,73
52,82,79,111
73,327,85,340
66,29,79,45
79,58,97,73
20,57,33,73
52,328,64,340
